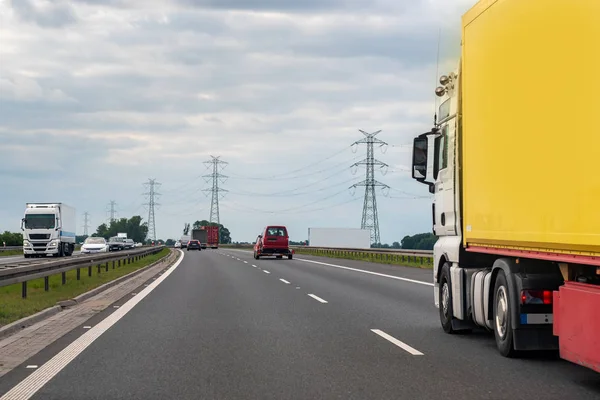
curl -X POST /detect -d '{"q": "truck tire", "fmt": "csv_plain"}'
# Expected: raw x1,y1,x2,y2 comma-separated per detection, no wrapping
439,263,456,333
493,270,516,357
288,254,293,260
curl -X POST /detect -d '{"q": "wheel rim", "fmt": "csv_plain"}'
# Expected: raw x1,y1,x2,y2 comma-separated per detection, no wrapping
441,281,450,318
495,286,508,339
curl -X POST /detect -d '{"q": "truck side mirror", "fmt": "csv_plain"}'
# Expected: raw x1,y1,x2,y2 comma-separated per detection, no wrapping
412,136,429,183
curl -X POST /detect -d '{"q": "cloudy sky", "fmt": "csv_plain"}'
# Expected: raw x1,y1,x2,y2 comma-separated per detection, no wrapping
0,0,474,243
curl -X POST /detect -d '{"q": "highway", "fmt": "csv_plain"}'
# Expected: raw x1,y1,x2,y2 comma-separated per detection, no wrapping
1,249,598,399
0,251,81,266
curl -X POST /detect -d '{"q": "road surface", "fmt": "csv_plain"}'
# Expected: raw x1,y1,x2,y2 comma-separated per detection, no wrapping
1,249,598,399
0,251,80,266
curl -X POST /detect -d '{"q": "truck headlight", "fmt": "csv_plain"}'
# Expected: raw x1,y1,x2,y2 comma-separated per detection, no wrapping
23,240,30,246
49,241,58,247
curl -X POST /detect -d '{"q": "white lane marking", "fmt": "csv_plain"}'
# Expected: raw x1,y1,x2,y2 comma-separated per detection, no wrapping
279,279,290,284
113,306,120,309
25,366,37,369
263,270,270,274
308,294,328,303
252,265,258,268
371,329,424,356
296,258,433,287
296,287,300,289
83,326,91,329
0,250,186,400
243,261,248,264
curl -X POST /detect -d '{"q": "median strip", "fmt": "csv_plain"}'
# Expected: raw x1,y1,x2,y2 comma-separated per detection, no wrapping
0,248,170,327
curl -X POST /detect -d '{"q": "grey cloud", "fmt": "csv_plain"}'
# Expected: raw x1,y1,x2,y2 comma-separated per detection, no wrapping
11,0,77,28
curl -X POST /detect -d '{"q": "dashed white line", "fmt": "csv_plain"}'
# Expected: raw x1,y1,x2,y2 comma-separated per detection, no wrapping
371,329,424,356
296,258,433,287
307,294,328,303
0,250,186,400
243,261,248,264
83,326,91,329
25,365,38,369
279,279,290,284
263,270,270,274
252,265,258,268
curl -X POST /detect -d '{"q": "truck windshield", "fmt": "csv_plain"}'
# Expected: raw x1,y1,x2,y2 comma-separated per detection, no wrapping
24,214,56,229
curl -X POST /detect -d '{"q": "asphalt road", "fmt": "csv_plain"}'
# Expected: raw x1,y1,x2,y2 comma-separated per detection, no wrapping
2,249,599,399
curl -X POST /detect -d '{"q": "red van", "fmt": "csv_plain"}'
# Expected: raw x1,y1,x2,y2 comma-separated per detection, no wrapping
253,226,293,259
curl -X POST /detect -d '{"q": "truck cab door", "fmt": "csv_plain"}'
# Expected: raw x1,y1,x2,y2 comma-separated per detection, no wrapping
433,123,458,236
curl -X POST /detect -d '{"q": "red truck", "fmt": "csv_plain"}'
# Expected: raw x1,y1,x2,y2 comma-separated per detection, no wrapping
202,225,219,249
253,225,293,260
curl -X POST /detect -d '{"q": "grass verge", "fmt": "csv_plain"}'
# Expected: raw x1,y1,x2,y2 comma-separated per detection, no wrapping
0,248,170,327
293,248,433,269
0,250,23,257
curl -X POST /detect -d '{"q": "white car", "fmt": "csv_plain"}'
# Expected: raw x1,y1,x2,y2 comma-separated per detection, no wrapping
174,241,181,248
80,237,108,253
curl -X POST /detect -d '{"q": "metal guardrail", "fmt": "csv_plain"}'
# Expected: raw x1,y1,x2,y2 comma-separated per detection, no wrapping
0,246,22,252
0,246,166,298
221,244,433,264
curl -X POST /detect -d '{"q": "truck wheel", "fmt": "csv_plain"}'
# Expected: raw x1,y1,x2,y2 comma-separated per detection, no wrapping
439,263,456,333
288,254,293,260
493,270,516,357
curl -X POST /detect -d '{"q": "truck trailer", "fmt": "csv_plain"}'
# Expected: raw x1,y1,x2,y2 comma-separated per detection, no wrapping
203,225,219,249
192,228,208,249
411,0,600,372
307,227,371,249
21,203,77,258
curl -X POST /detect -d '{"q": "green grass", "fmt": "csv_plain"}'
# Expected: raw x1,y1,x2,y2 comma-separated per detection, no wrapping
0,248,170,327
0,250,23,257
293,248,433,269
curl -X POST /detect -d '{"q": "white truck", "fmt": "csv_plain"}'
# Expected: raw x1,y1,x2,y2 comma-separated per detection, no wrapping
410,0,600,372
21,203,76,258
307,228,371,249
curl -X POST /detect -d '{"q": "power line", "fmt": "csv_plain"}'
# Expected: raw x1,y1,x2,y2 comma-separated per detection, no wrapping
228,154,362,181
202,156,228,225
349,129,389,245
143,179,161,242
83,212,90,236
227,146,351,180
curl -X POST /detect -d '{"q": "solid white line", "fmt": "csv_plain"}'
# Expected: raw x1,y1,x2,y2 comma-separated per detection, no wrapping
263,270,270,274
307,294,328,303
279,279,290,284
371,329,424,356
0,250,186,400
296,258,433,287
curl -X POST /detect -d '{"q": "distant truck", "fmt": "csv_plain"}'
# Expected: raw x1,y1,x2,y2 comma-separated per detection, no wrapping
307,227,371,249
191,228,207,249
410,0,600,372
202,225,219,249
180,235,191,249
21,203,76,258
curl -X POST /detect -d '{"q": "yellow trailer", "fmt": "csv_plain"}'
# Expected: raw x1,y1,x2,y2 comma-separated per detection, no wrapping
461,0,600,258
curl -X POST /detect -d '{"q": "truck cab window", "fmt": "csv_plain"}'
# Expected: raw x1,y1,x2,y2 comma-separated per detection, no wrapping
433,125,449,180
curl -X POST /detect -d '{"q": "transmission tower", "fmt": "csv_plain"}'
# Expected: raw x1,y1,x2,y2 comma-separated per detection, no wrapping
143,179,161,242
107,201,117,223
349,130,389,245
83,212,90,236
202,156,228,225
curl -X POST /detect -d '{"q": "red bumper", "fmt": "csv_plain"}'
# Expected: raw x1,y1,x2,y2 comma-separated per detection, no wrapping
553,282,600,372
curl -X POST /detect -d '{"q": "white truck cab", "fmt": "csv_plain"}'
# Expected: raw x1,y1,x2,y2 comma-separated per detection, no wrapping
21,203,76,258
